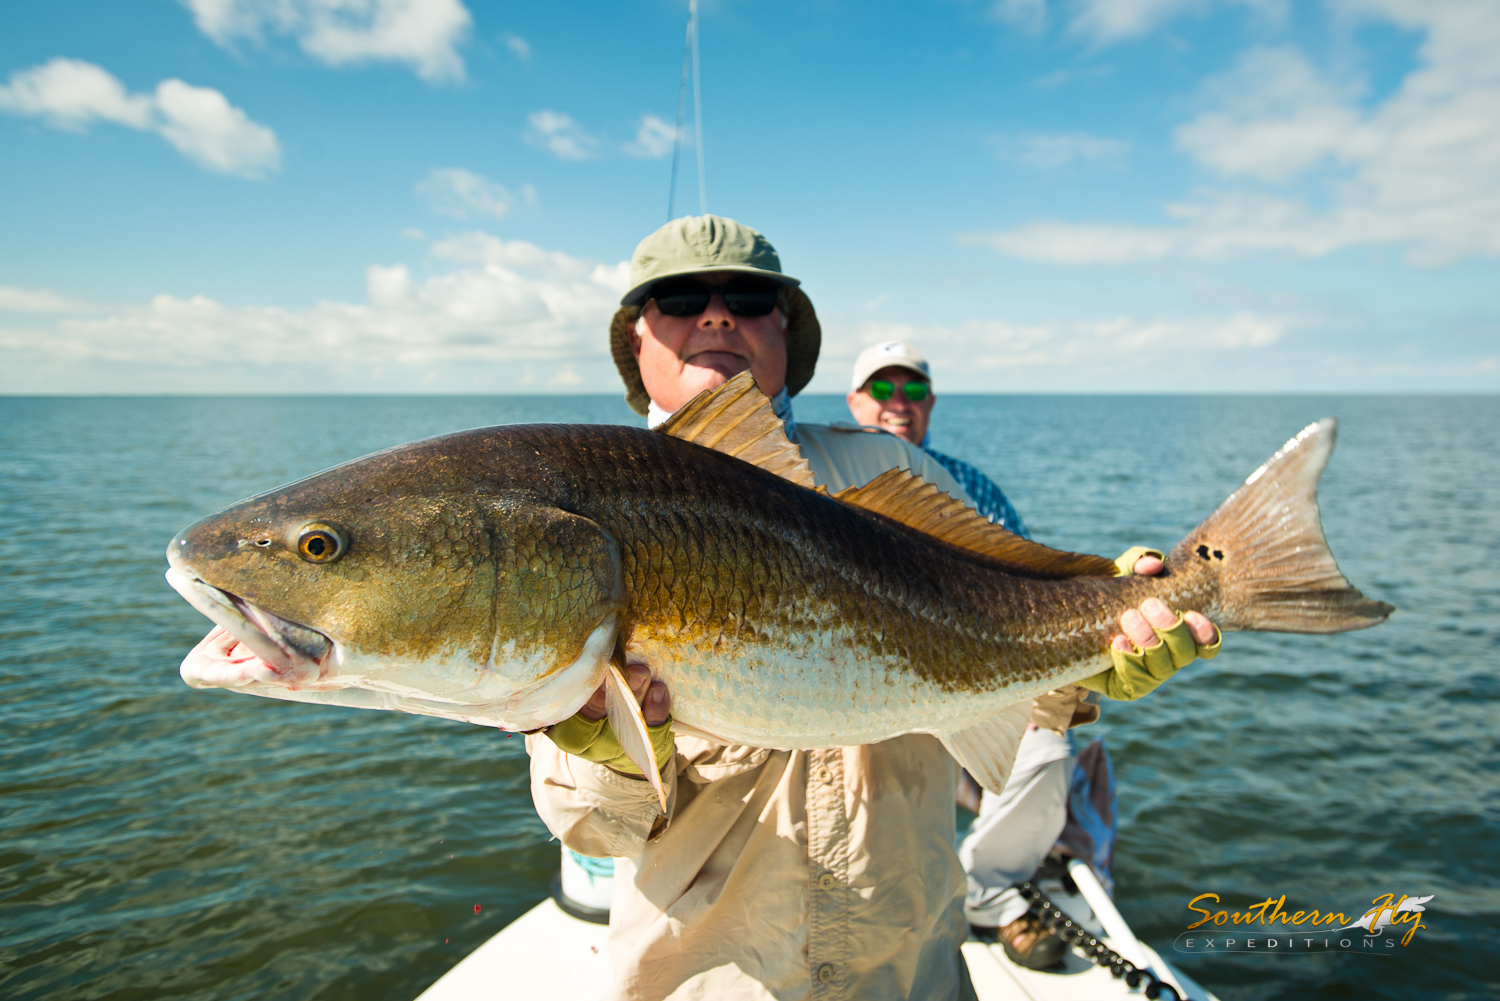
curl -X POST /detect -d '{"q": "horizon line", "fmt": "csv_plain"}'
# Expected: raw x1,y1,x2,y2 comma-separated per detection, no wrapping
3,390,1497,400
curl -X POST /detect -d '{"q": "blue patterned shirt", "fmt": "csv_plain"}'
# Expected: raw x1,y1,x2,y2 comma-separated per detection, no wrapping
923,447,1030,539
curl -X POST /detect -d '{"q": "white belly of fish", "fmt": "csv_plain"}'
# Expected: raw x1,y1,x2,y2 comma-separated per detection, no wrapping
629,633,1107,750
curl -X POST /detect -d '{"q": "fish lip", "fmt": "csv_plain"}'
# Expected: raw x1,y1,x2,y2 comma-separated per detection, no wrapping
165,568,331,687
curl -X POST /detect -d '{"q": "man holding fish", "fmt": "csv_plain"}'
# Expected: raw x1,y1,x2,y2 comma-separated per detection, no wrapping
164,212,1389,999
527,215,1219,1000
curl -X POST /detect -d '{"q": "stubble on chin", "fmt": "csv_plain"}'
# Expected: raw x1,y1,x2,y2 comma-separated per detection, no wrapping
657,360,736,411
684,351,749,378
681,354,750,392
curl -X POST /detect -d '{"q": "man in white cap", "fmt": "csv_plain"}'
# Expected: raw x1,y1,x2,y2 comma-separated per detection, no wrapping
526,215,1219,1001
848,342,1125,970
847,341,1025,536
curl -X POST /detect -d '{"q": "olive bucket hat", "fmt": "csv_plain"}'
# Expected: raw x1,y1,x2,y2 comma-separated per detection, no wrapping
610,214,821,416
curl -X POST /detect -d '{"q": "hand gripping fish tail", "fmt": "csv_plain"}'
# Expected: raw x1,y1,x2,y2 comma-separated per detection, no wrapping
164,371,1391,803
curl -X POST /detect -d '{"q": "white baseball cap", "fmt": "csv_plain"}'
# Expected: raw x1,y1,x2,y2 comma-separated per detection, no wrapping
850,341,931,393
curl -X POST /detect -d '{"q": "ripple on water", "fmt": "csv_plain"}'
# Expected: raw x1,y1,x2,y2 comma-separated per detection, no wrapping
2,394,1497,1000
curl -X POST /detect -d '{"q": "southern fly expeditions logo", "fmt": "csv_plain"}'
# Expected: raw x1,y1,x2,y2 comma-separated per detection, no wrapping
1173,892,1434,956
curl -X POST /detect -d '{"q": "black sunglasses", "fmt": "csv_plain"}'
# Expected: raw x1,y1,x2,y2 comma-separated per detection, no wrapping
648,277,781,317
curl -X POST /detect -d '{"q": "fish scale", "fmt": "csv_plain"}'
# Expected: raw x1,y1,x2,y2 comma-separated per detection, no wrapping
165,381,1391,794
503,428,1135,740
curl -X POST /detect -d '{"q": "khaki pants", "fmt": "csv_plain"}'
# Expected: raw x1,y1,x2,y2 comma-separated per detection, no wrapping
957,726,1072,928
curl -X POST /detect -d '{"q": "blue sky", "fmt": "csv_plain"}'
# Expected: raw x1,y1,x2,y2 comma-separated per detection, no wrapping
1,0,1496,395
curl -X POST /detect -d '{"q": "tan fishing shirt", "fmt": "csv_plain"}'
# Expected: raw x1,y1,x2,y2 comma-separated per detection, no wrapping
527,423,1079,1001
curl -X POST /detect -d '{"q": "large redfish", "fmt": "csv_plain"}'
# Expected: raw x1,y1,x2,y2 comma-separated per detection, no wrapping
166,373,1391,806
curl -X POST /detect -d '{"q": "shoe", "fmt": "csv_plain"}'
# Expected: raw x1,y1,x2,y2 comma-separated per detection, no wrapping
996,912,1067,970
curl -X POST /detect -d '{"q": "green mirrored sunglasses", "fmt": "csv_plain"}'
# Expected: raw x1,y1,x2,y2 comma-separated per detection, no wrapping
867,379,929,402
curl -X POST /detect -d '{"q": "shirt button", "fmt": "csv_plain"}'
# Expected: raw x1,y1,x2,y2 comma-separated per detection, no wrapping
818,873,837,890
816,765,833,785
817,963,835,983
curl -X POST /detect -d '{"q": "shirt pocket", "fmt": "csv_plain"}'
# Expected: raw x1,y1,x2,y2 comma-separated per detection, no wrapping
677,738,777,785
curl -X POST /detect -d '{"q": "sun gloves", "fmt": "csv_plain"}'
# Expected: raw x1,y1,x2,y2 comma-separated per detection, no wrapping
1077,547,1224,701
547,713,676,776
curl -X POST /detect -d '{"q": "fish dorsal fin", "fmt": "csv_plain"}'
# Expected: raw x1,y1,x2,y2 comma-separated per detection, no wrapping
658,370,817,489
834,468,1119,578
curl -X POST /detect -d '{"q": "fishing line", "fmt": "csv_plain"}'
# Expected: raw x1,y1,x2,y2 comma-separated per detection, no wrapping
690,0,706,215
667,0,706,220
666,2,692,220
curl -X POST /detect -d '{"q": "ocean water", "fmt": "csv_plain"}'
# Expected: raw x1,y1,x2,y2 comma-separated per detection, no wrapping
1,394,1495,1000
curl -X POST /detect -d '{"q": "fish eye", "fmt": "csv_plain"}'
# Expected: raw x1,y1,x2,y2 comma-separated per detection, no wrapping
297,523,346,564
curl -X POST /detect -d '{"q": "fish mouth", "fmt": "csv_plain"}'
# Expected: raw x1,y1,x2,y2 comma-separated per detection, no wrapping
165,568,332,690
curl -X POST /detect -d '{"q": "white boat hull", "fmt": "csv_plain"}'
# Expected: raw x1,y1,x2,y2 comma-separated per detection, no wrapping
416,869,1220,1001
416,897,611,1001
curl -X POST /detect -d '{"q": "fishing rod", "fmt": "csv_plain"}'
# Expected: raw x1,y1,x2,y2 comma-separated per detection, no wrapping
667,0,706,220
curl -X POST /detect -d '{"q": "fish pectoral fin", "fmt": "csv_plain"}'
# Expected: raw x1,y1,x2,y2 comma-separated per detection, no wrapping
938,702,1034,795
664,718,733,746
657,370,818,489
835,470,1118,579
603,660,669,812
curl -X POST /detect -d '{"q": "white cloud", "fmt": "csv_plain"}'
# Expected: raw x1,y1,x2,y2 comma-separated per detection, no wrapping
799,299,1500,393
524,111,684,162
1174,47,1363,182
153,79,281,176
9,259,1490,394
960,222,1176,263
0,286,98,313
992,132,1129,167
623,114,677,159
184,0,471,82
417,167,518,221
856,312,1283,359
994,0,1048,33
501,31,531,61
425,231,627,290
524,110,599,160
0,58,152,130
1069,0,1199,42
813,310,1287,391
0,58,279,178
1066,0,1286,44
0,234,632,392
969,0,1500,267
2,267,1305,393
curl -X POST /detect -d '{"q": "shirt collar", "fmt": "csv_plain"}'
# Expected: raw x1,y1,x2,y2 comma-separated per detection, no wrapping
646,398,675,429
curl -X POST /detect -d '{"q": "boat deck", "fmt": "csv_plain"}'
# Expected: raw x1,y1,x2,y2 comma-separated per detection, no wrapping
416,889,1217,1001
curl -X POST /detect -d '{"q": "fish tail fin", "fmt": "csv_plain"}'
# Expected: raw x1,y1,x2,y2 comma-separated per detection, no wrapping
1169,418,1393,633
